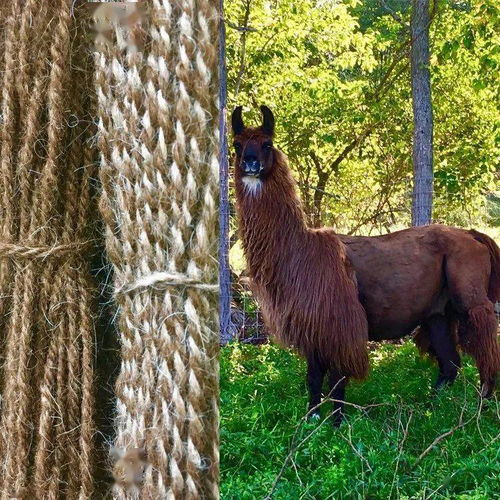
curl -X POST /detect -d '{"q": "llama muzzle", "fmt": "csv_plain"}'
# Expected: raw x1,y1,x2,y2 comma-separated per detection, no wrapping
242,157,263,177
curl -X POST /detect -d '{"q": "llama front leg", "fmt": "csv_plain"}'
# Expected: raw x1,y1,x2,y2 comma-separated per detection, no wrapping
328,369,348,427
306,353,326,419
426,314,461,390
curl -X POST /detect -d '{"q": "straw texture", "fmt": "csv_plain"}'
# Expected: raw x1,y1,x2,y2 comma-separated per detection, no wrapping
0,1,98,498
93,1,220,498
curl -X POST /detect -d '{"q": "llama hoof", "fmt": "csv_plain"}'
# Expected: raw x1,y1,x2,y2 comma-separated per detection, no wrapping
433,375,456,392
480,380,496,399
307,411,321,421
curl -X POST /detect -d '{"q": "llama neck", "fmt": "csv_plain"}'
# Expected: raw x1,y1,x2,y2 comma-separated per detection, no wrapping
235,153,308,283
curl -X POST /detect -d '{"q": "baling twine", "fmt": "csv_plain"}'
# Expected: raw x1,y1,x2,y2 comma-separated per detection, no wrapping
0,241,94,260
0,1,98,498
94,1,220,498
0,1,221,497
116,271,219,296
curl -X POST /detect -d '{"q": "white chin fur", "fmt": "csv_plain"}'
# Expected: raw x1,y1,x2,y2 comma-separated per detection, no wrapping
242,176,263,196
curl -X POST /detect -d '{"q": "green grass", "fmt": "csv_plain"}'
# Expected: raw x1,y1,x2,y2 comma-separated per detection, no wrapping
221,342,500,499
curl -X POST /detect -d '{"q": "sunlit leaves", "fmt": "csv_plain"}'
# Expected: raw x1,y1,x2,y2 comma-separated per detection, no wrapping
226,0,499,230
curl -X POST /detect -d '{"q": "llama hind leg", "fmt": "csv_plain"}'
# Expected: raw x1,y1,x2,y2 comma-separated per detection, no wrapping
458,303,499,398
306,352,326,419
445,249,499,397
327,369,348,427
425,314,461,390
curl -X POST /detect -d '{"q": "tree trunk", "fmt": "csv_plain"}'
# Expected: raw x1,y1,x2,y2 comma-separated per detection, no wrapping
410,0,434,226
312,171,328,228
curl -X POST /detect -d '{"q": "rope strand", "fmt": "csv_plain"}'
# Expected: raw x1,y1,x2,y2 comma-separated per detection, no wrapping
94,2,220,497
0,2,98,497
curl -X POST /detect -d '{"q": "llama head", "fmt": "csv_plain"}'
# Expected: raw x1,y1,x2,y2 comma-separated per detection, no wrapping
231,105,276,194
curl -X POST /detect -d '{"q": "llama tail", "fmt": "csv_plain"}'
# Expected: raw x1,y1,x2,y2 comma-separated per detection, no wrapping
458,303,500,396
468,229,500,303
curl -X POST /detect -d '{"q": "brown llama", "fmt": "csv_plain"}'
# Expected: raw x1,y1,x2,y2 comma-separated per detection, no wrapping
231,105,500,426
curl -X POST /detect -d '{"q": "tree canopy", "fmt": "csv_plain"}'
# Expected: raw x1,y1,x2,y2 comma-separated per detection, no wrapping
226,0,499,233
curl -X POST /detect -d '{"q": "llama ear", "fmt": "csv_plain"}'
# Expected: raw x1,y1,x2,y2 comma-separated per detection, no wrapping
260,105,275,136
231,106,245,135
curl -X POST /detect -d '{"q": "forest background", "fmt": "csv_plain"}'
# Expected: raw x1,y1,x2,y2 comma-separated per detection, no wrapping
226,0,499,235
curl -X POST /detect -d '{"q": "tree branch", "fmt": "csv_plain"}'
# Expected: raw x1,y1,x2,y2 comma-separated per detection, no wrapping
234,0,253,98
297,181,340,201
329,122,380,173
379,0,410,30
411,404,474,470
225,19,258,33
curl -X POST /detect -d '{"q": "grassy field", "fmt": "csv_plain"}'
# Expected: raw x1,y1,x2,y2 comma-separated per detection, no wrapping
221,342,499,499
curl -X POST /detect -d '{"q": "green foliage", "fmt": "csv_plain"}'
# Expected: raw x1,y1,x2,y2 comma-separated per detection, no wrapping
226,0,499,231
221,343,500,499
431,0,499,224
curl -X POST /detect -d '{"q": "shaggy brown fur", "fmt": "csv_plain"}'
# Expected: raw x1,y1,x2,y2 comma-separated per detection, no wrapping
232,106,499,404
233,112,369,379
340,226,500,394
469,229,500,301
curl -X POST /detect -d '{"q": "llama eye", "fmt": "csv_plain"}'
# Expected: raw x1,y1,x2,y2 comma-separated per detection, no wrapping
262,142,273,150
234,142,242,154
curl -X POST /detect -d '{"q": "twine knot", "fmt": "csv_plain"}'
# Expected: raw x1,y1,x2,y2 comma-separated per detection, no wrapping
115,271,219,296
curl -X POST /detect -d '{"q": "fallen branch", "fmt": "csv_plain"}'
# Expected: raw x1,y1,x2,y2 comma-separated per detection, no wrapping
411,404,472,470
338,424,373,473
